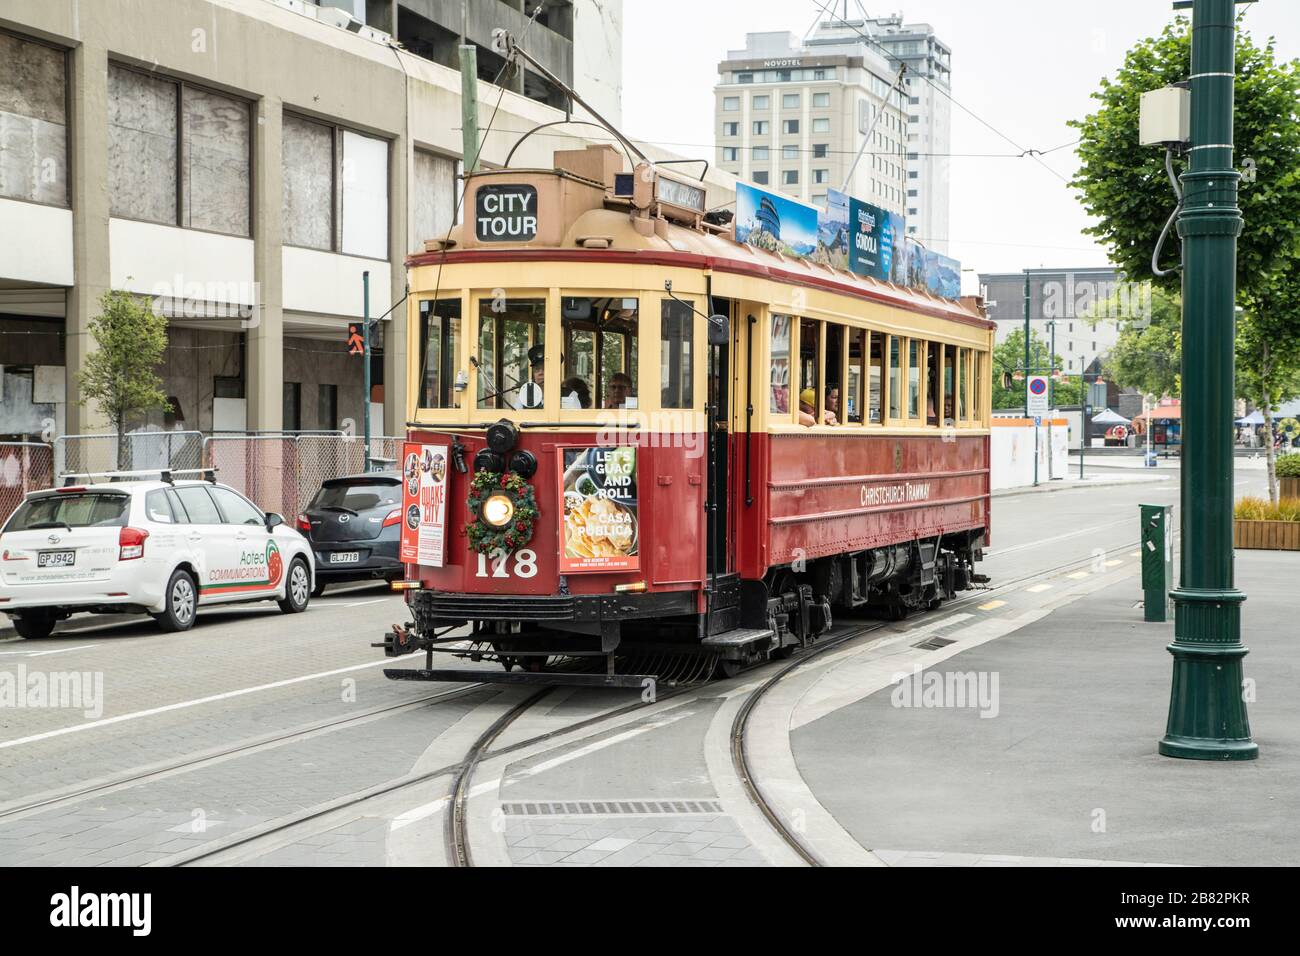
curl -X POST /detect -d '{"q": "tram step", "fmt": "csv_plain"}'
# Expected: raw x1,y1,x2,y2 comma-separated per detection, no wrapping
701,627,775,649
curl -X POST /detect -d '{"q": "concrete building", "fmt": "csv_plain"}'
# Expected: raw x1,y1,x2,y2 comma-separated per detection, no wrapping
978,268,1130,374
713,29,908,214
0,0,679,443
713,11,951,256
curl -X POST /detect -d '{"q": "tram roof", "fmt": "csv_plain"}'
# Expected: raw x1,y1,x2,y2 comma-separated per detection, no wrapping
406,152,992,331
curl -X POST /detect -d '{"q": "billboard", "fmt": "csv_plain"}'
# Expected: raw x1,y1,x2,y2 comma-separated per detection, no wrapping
845,194,906,284
400,443,449,567
818,188,850,271
735,182,818,258
901,240,962,299
557,446,639,572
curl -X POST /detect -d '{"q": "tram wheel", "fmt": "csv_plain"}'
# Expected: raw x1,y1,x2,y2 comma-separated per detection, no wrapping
717,658,746,679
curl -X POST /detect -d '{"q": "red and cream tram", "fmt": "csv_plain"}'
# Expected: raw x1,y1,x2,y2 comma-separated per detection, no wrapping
383,145,994,684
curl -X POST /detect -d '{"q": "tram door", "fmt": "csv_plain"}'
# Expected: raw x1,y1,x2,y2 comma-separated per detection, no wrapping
707,295,734,575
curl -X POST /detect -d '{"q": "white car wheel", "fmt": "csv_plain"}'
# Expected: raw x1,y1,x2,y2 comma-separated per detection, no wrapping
278,558,311,614
154,569,198,633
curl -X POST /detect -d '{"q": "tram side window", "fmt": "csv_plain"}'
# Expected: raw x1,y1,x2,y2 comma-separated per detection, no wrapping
926,341,940,425
770,314,792,416
477,298,544,410
972,351,984,423
798,318,819,426
888,336,903,420
868,332,884,423
823,322,844,425
562,296,639,409
958,347,968,421
419,298,461,409
944,344,958,426
847,328,866,424
908,339,921,420
661,299,693,409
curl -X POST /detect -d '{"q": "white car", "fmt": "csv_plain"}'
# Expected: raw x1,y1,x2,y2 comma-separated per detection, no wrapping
0,474,314,639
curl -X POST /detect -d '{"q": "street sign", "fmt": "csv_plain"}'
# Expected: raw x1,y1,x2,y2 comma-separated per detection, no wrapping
347,324,365,355
1034,415,1042,427
1027,375,1049,417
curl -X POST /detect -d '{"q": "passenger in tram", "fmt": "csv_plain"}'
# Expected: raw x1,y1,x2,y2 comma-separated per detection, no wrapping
604,371,634,409
561,376,592,409
798,388,817,427
528,344,545,387
823,386,841,426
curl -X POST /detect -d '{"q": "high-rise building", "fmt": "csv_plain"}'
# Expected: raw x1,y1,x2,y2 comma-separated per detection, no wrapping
714,31,909,215
714,12,951,252
837,14,952,254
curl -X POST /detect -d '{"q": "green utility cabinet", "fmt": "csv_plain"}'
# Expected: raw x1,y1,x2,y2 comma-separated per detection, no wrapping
1140,503,1173,622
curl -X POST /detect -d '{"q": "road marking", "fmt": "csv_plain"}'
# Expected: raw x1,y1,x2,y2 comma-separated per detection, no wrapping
978,600,1007,611
0,657,403,752
1105,559,1124,567
345,598,389,608
1024,584,1053,594
0,644,100,658
982,517,1131,557
1067,571,1090,580
1130,551,1141,558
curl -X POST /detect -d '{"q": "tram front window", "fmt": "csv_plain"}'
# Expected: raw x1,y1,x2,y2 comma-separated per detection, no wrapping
561,297,639,409
477,298,545,410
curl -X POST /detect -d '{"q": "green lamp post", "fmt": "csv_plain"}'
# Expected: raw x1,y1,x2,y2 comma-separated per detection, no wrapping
1160,0,1257,760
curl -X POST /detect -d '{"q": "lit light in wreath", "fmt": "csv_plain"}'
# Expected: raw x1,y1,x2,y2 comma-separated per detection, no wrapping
465,470,538,554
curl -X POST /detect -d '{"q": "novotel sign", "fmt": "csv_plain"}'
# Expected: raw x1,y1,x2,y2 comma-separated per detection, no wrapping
475,184,538,242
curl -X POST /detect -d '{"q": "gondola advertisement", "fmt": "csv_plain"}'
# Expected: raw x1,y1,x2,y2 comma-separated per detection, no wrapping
400,442,449,567
557,446,639,572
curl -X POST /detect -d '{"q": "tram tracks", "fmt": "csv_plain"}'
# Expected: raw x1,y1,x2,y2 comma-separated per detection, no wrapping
2,538,1149,867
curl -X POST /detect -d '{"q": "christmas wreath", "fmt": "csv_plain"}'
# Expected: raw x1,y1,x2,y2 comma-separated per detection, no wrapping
465,470,539,554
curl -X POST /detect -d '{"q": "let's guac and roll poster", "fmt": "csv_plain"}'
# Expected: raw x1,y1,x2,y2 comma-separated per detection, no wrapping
558,446,638,572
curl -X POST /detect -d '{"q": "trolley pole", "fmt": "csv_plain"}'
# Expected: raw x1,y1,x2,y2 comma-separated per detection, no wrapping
362,270,372,471
1160,0,1256,760
1080,355,1087,480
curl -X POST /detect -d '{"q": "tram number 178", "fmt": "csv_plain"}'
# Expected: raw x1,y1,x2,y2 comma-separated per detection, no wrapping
475,549,539,579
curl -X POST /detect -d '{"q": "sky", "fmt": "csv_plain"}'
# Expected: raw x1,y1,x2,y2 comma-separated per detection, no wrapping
621,0,1300,288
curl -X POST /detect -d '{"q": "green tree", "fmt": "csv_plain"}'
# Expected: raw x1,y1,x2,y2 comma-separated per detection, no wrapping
77,290,171,469
1071,18,1300,498
1070,20,1300,299
1103,288,1183,401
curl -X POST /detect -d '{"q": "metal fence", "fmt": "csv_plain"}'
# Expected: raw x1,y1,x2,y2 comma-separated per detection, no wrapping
0,442,55,527
55,430,204,481
203,434,404,519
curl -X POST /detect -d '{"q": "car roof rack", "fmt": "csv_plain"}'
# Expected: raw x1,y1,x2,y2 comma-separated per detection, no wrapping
60,468,218,487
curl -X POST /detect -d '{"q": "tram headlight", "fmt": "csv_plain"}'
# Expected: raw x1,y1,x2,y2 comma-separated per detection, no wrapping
481,494,515,528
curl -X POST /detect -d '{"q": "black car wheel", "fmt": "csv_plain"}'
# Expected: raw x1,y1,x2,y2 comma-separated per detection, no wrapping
279,558,311,614
154,568,198,633
13,610,57,640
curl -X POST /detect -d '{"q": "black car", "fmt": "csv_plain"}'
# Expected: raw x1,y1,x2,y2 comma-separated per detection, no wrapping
297,472,403,595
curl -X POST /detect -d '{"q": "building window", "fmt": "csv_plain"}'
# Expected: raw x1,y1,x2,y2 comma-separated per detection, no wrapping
813,169,829,184
0,32,67,207
283,382,301,431
783,170,798,186
722,147,739,162
782,119,799,135
782,145,798,160
722,121,739,137
752,146,769,160
812,92,830,108
908,170,919,179
737,72,753,84
411,149,459,253
753,94,769,110
782,93,800,109
812,118,830,133
753,170,769,185
909,96,921,105
812,193,827,208
908,189,917,197
813,69,827,80
723,96,739,111
107,64,251,235
909,115,920,123
908,207,918,216
753,121,769,135
282,113,389,258
813,143,829,158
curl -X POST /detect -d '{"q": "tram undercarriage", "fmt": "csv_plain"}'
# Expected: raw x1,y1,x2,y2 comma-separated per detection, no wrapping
380,530,986,687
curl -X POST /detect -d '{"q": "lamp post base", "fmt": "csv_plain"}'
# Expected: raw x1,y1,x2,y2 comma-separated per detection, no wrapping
1159,588,1257,760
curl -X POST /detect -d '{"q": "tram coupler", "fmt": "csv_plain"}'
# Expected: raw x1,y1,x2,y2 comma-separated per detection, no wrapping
376,623,418,657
